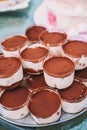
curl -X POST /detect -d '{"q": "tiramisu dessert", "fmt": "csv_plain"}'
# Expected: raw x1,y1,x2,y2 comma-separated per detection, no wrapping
59,80,87,113
0,57,23,89
29,88,61,124
40,30,67,56
26,74,47,92
20,43,49,75
0,86,30,119
75,67,87,87
25,25,46,44
43,57,75,89
62,40,87,70
1,35,28,57
0,0,16,9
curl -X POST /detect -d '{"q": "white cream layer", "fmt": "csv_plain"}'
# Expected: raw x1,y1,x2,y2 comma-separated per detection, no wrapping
43,71,74,89
30,105,61,124
0,66,23,87
0,104,29,119
61,97,87,113
47,45,62,56
21,59,43,73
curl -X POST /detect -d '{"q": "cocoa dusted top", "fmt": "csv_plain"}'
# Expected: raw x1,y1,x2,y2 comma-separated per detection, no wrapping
0,87,30,109
29,89,61,118
21,47,48,62
27,74,47,90
75,67,87,81
25,26,46,41
2,35,27,51
0,57,21,78
59,81,87,102
43,57,75,78
40,31,67,46
63,40,87,58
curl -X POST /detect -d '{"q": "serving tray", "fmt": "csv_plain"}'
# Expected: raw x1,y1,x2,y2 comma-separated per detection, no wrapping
0,104,87,127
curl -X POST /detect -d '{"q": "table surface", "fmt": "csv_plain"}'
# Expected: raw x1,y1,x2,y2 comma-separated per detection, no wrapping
0,0,87,130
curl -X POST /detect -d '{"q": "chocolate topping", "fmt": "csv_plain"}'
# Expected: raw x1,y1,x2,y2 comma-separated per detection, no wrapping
21,47,48,62
29,89,61,118
40,31,67,46
0,57,21,78
59,81,86,102
0,87,30,109
75,67,87,81
63,40,87,58
2,35,27,51
25,26,46,41
26,74,47,90
43,57,75,78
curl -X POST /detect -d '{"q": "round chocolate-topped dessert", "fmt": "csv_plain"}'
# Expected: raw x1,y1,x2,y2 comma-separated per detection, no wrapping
26,74,47,91
59,80,87,113
40,30,67,55
1,35,28,57
75,67,87,86
43,57,75,89
0,86,30,119
29,88,61,124
25,25,46,43
20,43,49,74
62,40,87,70
40,31,67,46
0,57,23,88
